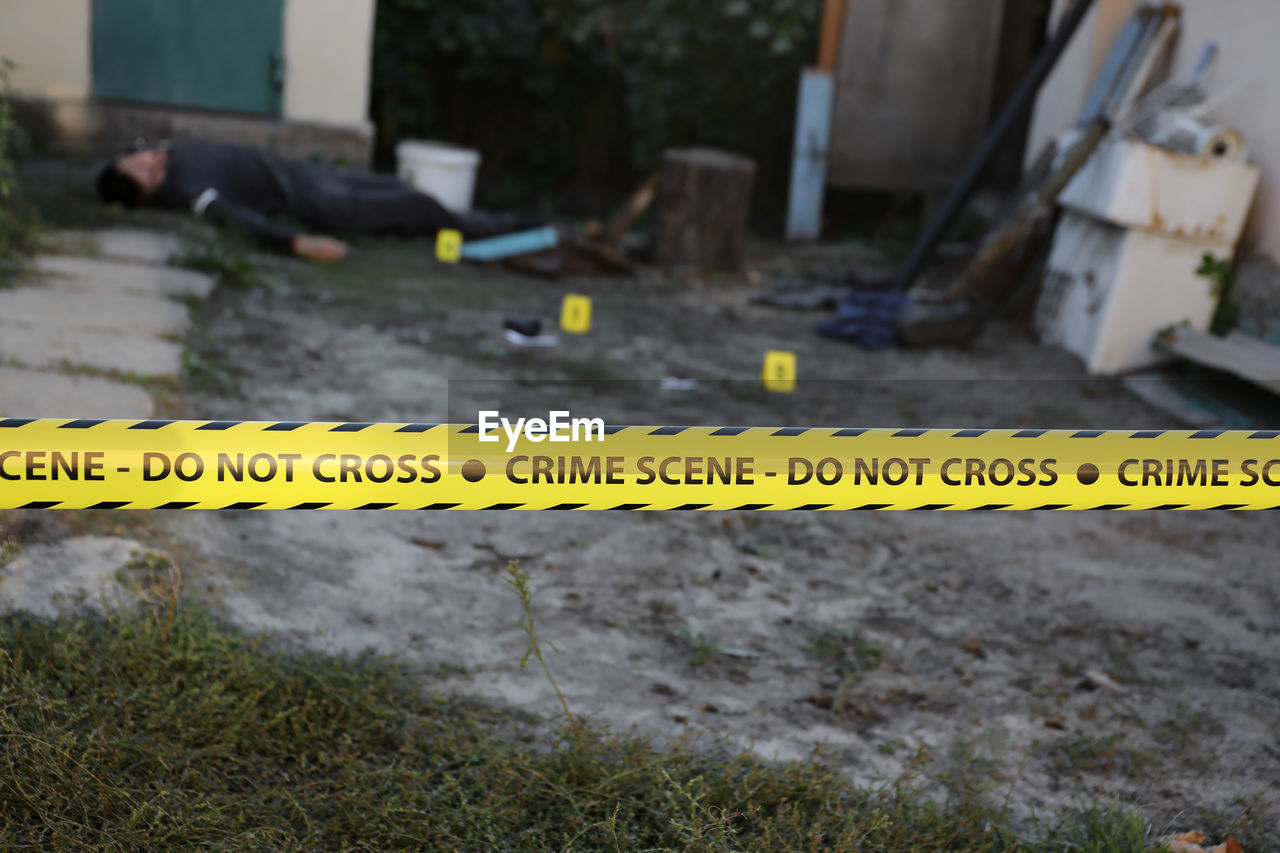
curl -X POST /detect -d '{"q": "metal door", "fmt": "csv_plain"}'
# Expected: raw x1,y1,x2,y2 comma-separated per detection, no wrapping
92,0,285,115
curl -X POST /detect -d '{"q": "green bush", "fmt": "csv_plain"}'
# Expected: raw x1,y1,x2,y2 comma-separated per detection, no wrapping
0,57,41,282
371,0,818,223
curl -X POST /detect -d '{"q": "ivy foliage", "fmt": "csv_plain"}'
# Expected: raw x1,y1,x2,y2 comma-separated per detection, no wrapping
371,0,819,218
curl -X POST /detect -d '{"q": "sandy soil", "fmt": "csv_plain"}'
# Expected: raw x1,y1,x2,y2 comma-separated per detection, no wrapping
6,238,1279,838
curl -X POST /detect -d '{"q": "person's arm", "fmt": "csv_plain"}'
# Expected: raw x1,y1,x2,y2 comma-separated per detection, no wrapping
192,189,347,262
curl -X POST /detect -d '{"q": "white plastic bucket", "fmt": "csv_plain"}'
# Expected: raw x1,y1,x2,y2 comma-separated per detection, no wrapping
396,140,481,212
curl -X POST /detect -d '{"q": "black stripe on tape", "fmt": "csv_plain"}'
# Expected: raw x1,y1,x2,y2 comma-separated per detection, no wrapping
1208,504,1247,510
1014,429,1047,437
418,503,461,510
730,503,770,510
395,423,438,433
833,428,867,437
356,502,396,510
129,420,173,429
20,501,59,509
1131,430,1164,438
157,501,198,510
772,428,808,437
973,504,1012,510
331,423,374,432
197,421,239,430
1190,430,1223,439
1029,504,1070,510
223,502,264,510
603,425,628,435
953,429,988,438
1088,504,1127,510
547,503,588,510
649,426,687,436
265,422,306,431
912,504,951,510
0,418,34,428
894,429,928,437
852,503,893,510
1249,430,1279,439
458,424,479,433
609,503,649,510
89,501,129,509
1148,504,1188,511
671,503,711,510
290,502,331,510
60,419,105,429
791,503,831,511
484,503,523,510
711,427,748,436
1071,430,1105,438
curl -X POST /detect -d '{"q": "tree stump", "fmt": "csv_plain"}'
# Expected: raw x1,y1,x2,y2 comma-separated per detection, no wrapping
653,148,757,273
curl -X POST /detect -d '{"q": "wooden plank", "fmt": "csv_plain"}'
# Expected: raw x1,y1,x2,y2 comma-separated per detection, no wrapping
827,0,1005,191
817,0,847,71
1161,328,1280,395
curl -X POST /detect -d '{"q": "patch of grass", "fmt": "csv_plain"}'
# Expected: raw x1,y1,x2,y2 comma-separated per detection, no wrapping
1039,732,1157,779
170,233,264,290
805,627,885,679
0,536,19,567
1036,804,1157,853
0,604,1189,851
675,626,722,668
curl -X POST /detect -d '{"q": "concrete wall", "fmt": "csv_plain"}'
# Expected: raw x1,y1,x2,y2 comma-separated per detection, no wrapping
0,0,375,129
1028,0,1280,258
283,0,376,128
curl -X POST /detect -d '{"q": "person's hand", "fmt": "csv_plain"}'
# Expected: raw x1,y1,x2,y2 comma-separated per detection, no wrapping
292,235,349,263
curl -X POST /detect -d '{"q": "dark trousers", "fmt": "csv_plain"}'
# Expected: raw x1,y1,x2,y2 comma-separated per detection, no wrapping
294,170,532,240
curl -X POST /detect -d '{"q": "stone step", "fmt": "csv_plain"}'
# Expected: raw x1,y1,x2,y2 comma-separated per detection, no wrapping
0,366,154,419
0,322,183,378
31,254,216,300
0,536,152,617
0,286,190,338
44,227,184,266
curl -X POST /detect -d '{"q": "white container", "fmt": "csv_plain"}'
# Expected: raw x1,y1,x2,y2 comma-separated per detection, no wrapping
1037,211,1224,374
396,140,481,212
1059,133,1259,248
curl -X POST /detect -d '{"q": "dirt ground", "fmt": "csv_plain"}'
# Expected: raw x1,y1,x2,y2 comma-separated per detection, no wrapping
10,231,1280,840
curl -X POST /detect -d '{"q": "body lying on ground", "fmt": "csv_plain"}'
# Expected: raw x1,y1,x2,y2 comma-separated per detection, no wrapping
96,138,537,262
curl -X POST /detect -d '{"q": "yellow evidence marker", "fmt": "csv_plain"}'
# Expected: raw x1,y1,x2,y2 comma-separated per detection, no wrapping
435,228,462,263
560,294,593,334
762,350,796,393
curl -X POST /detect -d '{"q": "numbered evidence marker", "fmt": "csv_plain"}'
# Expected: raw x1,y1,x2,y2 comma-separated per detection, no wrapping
560,294,592,334
435,228,462,263
761,350,796,393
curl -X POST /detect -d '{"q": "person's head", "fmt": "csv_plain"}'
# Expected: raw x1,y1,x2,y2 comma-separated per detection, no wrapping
96,147,169,208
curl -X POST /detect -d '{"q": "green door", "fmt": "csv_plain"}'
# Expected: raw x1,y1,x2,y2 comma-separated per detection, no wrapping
92,0,285,115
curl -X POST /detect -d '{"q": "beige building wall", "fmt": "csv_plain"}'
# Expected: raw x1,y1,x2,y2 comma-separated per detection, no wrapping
1,0,375,130
283,0,376,128
1028,0,1280,258
0,0,93,136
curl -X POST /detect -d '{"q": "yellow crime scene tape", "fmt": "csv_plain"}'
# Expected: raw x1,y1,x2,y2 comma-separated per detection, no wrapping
0,418,1277,510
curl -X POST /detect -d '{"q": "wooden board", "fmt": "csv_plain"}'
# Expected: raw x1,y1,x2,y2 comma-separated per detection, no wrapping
827,0,1006,192
1161,328,1280,395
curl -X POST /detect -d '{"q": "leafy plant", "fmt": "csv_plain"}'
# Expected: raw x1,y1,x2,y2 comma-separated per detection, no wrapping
0,57,42,283
1196,252,1238,335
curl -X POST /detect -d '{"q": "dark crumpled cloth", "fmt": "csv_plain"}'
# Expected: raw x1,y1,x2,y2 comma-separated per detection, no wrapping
814,291,910,349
